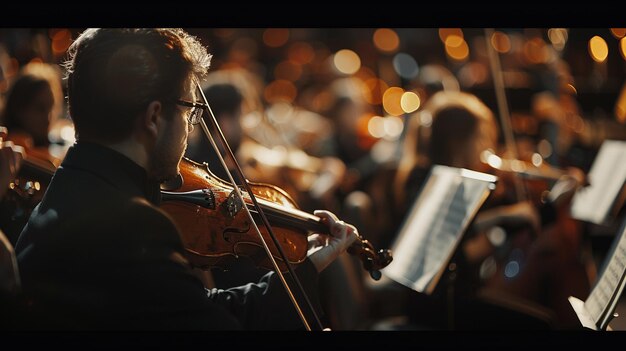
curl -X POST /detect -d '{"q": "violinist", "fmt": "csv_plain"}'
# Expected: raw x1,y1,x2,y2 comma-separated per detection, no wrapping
0,64,64,245
0,62,67,158
1,65,55,150
14,28,358,330
0,125,25,328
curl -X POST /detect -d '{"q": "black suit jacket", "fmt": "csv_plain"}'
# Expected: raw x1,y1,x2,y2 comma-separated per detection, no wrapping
15,142,320,330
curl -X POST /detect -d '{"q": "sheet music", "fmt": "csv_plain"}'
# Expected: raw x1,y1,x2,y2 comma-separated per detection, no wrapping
571,140,626,225
383,166,496,294
583,218,626,330
568,296,597,330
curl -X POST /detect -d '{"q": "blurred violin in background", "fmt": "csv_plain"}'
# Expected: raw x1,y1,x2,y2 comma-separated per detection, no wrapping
476,149,591,328
236,139,347,211
0,127,60,245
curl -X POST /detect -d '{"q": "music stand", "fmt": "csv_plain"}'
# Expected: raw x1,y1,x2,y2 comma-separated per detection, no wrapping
571,140,626,226
383,165,497,295
569,216,626,330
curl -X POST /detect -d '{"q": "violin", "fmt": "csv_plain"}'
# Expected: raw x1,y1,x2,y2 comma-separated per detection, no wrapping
480,148,578,204
0,130,58,244
3,132,58,193
476,30,591,327
477,150,590,327
160,157,392,280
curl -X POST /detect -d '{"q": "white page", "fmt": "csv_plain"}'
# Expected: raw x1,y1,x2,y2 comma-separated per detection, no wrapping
383,165,496,294
568,296,598,330
571,140,626,225
583,218,626,329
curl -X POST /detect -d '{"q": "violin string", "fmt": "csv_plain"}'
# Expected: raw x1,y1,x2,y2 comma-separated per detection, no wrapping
194,79,323,331
484,28,528,202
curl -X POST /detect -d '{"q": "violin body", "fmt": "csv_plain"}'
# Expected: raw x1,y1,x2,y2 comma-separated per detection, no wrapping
160,157,310,271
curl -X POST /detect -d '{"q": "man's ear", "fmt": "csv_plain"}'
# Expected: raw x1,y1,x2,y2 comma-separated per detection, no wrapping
142,101,162,140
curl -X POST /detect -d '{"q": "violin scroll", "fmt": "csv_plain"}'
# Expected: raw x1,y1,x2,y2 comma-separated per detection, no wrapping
347,235,393,280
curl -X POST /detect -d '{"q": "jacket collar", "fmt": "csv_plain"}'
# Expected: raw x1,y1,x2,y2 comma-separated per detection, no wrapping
61,141,161,205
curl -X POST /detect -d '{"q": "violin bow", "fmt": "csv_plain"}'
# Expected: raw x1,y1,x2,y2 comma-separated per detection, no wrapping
484,28,528,202
193,78,323,331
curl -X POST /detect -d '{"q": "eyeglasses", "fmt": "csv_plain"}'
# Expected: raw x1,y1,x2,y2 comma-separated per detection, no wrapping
176,99,207,125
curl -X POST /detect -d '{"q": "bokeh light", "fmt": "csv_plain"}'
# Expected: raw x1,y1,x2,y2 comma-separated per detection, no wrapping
373,28,400,53
392,53,419,80
263,28,290,48
333,49,361,75
382,87,405,116
589,35,609,63
400,91,421,113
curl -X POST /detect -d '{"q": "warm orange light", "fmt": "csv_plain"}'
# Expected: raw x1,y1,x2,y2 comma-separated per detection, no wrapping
491,31,511,53
263,28,290,48
51,29,72,54
616,83,626,123
445,37,469,61
53,39,71,54
548,28,568,51
611,28,626,39
356,113,379,149
333,49,361,75
373,28,400,53
382,87,405,116
439,28,463,43
52,29,69,41
565,83,577,95
620,37,626,61
523,38,549,64
263,80,297,104
445,34,464,48
589,35,609,63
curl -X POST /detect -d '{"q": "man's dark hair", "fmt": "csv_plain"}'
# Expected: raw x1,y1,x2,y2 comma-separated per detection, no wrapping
64,28,212,142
